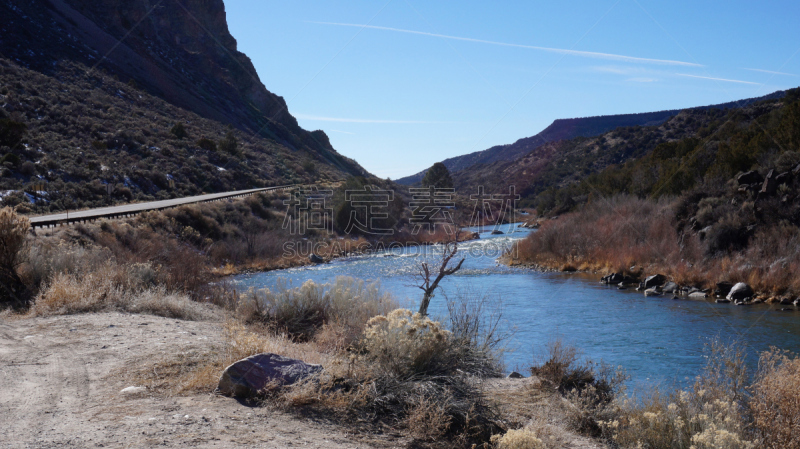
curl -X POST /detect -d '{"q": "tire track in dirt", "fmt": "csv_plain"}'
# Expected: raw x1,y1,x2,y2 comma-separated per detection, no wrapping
0,321,64,447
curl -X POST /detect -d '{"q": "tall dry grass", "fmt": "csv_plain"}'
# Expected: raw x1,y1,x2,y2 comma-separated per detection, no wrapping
28,261,216,321
598,339,757,449
750,348,800,449
511,195,688,276
511,195,800,296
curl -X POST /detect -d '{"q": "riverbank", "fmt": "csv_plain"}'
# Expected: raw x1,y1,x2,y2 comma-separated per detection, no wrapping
507,195,800,306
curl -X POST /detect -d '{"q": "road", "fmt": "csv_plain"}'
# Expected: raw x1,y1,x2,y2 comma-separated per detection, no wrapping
29,186,293,228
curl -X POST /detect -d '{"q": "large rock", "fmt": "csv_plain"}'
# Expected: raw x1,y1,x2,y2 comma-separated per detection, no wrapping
601,273,624,285
775,171,792,187
644,287,663,297
726,282,754,301
760,169,777,195
644,274,667,289
662,281,679,294
715,282,734,298
688,291,709,300
309,254,324,264
217,353,323,398
737,170,763,186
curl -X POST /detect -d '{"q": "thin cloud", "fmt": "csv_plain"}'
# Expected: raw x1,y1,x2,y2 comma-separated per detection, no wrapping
676,73,760,85
591,65,639,75
311,21,702,67
627,77,658,82
742,67,796,76
295,113,451,124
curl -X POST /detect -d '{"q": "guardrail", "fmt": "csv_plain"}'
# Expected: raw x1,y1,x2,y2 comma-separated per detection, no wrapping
29,185,295,229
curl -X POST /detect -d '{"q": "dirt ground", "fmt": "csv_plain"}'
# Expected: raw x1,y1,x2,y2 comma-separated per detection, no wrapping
0,311,607,449
0,312,404,449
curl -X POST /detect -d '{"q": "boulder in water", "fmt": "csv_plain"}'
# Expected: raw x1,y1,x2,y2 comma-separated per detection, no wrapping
309,254,324,264
688,291,709,300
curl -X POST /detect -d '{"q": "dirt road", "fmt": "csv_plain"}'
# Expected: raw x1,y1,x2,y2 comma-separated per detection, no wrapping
0,312,400,448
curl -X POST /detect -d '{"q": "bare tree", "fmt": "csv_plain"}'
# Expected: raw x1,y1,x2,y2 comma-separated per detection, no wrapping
416,239,465,316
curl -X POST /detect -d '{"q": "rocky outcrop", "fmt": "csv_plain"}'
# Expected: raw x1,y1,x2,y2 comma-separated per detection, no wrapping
217,353,323,398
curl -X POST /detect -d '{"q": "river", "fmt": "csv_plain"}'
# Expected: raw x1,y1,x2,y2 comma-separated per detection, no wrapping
231,222,800,388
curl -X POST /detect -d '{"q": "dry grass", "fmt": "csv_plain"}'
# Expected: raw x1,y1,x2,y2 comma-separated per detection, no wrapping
510,194,800,296
130,320,333,395
510,195,686,276
600,339,754,449
28,262,216,321
750,348,800,449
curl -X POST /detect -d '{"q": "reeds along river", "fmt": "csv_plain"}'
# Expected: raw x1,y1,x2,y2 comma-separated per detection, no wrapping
231,222,800,387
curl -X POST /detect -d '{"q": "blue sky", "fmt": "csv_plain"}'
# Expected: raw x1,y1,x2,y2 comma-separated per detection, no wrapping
225,1,800,179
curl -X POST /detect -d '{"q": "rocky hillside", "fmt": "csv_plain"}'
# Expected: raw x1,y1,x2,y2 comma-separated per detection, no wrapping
530,88,800,214
0,0,367,213
397,91,785,186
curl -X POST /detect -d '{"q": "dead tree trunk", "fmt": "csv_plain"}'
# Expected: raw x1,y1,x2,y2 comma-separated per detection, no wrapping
417,240,465,316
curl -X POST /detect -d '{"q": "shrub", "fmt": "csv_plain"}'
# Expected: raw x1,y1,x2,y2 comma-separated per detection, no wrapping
0,206,30,304
219,130,238,155
170,122,188,139
361,309,452,378
750,348,800,449
602,338,753,449
0,206,29,275
20,241,112,291
239,277,396,344
491,428,545,449
530,340,626,436
196,137,217,152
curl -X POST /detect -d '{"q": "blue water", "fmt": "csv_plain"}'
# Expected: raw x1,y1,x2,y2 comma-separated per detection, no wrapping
231,222,800,387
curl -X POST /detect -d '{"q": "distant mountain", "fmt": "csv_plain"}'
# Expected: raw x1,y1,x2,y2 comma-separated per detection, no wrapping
0,0,364,174
396,92,786,185
451,89,794,211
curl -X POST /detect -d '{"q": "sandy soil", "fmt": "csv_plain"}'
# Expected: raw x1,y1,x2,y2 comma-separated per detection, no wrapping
0,312,404,449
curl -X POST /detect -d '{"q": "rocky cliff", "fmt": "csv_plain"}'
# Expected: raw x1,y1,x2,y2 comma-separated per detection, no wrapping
0,0,361,173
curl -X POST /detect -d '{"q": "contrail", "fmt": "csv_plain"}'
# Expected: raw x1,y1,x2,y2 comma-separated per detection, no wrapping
742,67,796,76
676,73,760,85
310,21,703,67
